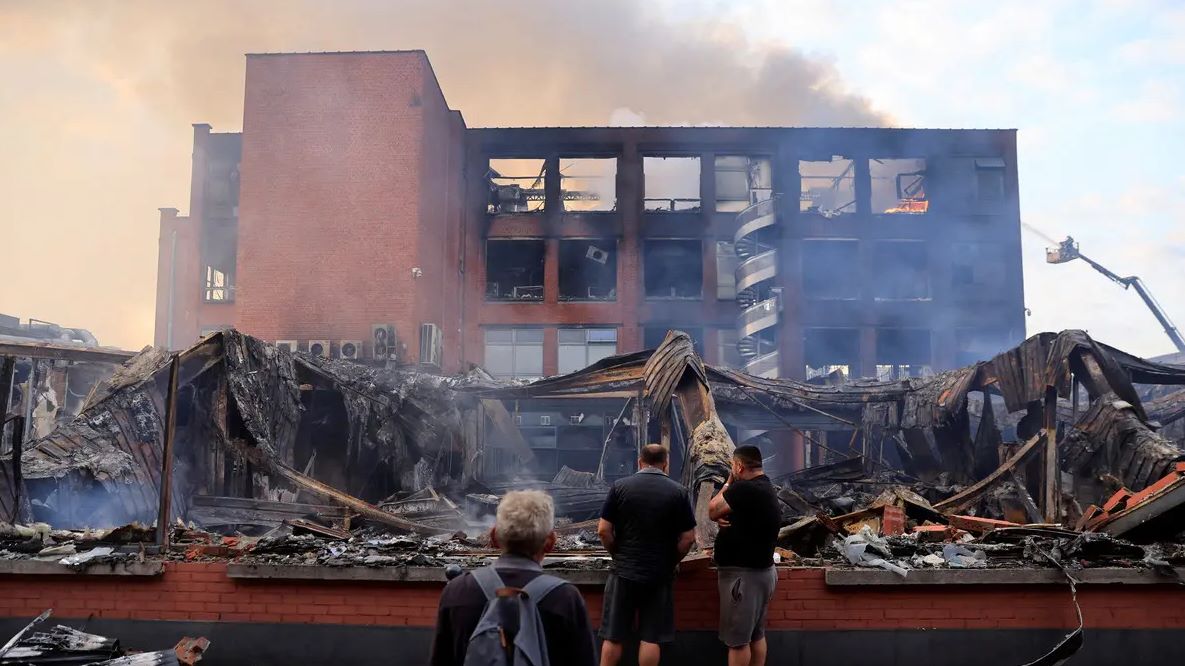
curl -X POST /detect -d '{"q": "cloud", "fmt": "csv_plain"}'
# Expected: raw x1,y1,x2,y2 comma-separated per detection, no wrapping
1111,80,1183,123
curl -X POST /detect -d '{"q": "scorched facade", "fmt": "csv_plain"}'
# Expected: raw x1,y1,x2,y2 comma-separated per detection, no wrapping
154,50,1026,478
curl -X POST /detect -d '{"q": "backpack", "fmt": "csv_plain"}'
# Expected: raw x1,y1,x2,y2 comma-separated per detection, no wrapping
462,566,568,666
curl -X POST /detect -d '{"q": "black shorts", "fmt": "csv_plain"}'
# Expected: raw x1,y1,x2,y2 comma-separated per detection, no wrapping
599,573,675,644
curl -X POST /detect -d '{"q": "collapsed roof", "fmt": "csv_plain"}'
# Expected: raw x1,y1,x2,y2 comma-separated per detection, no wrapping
4,328,1185,545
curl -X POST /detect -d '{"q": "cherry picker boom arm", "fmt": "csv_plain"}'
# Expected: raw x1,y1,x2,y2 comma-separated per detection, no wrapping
1046,236,1185,353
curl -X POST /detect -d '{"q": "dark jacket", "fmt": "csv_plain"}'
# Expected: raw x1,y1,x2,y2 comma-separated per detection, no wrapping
430,554,597,666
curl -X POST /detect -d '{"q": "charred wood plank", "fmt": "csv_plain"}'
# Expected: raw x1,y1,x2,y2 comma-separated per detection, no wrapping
933,432,1044,514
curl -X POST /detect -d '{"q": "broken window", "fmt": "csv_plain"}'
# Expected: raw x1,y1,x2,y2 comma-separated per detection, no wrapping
951,243,1007,291
799,156,856,217
872,241,930,300
717,329,744,369
804,328,860,380
975,158,1006,202
643,156,701,212
483,328,544,379
716,241,738,300
556,422,605,475
715,156,773,212
486,240,545,301
484,409,608,480
876,328,932,380
560,158,616,212
644,327,704,356
201,225,236,302
203,266,233,302
487,158,546,214
644,239,703,298
558,328,618,374
871,158,928,214
559,240,617,301
801,239,860,299
956,329,1009,366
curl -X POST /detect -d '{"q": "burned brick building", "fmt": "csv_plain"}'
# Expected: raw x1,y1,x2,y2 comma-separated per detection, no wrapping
155,50,1025,481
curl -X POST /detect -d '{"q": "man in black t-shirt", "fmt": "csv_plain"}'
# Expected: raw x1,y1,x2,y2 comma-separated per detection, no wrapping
597,444,697,666
708,445,780,666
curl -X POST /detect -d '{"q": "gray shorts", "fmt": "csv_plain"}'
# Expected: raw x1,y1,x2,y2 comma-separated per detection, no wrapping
717,566,777,648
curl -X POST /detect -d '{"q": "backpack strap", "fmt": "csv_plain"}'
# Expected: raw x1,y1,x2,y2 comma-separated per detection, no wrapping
470,565,505,602
521,573,568,603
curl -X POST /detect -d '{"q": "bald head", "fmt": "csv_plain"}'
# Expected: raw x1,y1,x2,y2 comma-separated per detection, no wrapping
639,443,669,473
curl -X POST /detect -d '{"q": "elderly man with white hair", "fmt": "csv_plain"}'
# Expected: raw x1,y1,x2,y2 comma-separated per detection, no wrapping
430,490,596,666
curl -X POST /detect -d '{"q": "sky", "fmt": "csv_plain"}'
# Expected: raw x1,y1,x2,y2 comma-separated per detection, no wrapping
0,0,1182,358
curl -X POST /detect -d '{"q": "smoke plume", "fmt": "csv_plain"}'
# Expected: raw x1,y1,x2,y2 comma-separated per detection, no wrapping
0,0,889,348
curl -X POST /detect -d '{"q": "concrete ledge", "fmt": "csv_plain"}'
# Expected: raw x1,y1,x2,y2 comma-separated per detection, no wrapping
825,567,1185,586
0,560,163,576
226,563,612,585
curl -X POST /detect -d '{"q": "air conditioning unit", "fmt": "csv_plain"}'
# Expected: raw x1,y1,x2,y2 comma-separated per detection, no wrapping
540,415,552,426
586,245,609,264
338,340,362,360
275,340,297,354
371,324,396,360
419,323,442,368
308,340,331,358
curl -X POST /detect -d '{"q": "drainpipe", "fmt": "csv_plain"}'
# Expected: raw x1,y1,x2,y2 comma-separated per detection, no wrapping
167,228,177,351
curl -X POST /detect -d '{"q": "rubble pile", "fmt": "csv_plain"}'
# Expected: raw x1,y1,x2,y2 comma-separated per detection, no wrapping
0,327,1183,578
0,610,209,665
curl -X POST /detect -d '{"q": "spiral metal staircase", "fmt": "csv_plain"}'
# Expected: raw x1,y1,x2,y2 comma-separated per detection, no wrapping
734,196,781,378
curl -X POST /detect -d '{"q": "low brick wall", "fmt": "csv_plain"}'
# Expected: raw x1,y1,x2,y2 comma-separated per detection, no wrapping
3,562,1185,632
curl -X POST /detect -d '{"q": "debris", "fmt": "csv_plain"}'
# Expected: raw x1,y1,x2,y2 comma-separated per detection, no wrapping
840,526,910,577
58,546,114,567
941,543,987,568
173,637,210,665
0,611,206,666
0,609,52,660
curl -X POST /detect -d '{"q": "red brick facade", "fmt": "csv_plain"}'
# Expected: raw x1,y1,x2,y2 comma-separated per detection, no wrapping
4,563,1182,632
233,52,465,365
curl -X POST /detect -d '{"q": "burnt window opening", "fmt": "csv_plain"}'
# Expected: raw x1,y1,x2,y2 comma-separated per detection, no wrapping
802,239,860,299
716,241,738,300
644,326,704,356
975,158,1006,202
560,158,617,212
204,162,240,217
951,243,1007,291
204,266,233,302
956,329,1009,367
717,329,744,369
559,240,617,301
484,328,544,379
872,241,930,300
643,156,701,212
804,328,860,380
558,328,618,374
486,239,545,301
715,156,773,212
483,408,610,482
644,239,703,299
876,328,932,380
871,158,928,215
800,156,856,217
487,158,547,214
201,227,236,303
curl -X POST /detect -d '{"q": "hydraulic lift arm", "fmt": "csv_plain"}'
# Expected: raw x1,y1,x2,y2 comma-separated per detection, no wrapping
1047,236,1185,353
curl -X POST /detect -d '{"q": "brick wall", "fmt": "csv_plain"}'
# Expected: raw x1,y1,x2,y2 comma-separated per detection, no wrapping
4,564,1184,632
235,51,464,362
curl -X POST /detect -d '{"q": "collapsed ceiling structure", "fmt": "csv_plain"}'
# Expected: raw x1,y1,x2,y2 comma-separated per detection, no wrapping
2,327,1185,569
